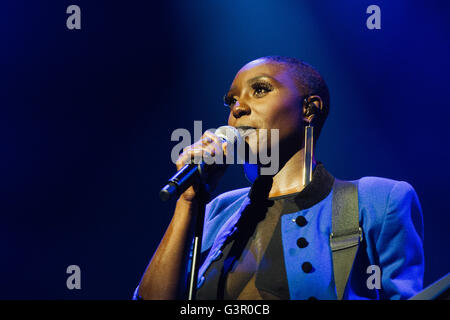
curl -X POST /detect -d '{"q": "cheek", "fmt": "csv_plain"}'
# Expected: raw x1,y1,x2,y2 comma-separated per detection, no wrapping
265,102,302,137
243,130,270,157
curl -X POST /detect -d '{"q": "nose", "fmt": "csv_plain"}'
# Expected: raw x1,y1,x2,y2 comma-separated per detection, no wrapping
231,102,251,119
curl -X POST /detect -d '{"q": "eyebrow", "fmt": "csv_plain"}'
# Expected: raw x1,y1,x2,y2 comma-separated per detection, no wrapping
228,74,281,93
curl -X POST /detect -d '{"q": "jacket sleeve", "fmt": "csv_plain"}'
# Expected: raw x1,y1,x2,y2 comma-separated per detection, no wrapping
376,181,424,299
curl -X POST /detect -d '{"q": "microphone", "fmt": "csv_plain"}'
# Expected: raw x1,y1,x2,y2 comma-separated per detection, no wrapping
159,126,242,201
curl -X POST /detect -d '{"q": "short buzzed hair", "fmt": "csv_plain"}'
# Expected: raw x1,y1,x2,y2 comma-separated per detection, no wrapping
260,55,330,142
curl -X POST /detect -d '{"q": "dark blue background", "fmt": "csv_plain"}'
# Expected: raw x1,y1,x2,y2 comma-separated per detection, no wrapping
0,0,449,299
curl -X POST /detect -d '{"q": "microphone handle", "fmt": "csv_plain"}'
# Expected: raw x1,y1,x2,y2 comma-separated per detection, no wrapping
159,130,234,202
159,162,205,201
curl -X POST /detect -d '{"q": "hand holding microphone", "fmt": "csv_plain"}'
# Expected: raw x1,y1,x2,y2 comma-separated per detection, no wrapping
159,126,242,202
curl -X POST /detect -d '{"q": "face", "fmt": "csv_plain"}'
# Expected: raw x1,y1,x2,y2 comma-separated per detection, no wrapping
224,59,304,155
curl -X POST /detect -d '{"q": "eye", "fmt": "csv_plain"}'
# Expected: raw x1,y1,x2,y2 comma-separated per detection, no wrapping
223,94,237,107
252,81,274,97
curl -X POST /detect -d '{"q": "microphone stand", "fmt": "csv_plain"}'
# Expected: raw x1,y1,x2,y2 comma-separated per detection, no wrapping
187,181,208,300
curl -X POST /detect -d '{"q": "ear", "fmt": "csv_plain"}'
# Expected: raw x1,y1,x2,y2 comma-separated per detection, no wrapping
302,95,324,125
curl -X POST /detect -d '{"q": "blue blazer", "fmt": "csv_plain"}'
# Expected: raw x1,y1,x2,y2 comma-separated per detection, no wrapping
195,175,424,300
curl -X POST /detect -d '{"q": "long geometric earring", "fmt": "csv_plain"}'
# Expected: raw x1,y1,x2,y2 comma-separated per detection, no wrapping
303,98,314,187
303,122,314,187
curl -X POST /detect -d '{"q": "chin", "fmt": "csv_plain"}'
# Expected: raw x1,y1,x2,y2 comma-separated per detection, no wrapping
242,131,277,164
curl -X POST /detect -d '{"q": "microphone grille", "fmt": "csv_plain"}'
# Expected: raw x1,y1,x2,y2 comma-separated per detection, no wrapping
214,126,242,146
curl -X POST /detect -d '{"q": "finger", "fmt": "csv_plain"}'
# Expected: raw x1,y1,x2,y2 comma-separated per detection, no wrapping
203,131,226,156
201,134,214,145
203,131,223,148
177,147,213,167
176,146,197,167
222,141,228,156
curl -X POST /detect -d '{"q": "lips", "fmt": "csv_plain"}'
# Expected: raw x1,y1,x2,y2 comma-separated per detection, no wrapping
236,125,256,130
235,126,258,138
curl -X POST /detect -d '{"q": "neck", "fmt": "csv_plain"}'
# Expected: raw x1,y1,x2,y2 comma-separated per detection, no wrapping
267,148,316,198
